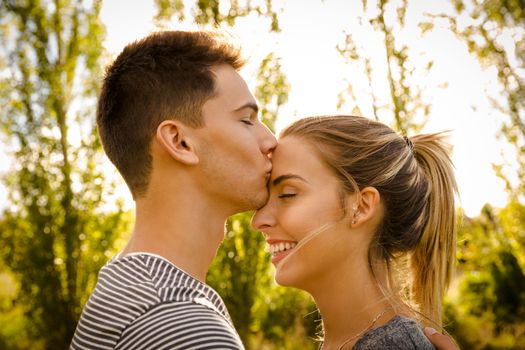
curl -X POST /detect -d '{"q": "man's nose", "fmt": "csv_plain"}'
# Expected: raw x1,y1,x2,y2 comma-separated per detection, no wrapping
259,124,277,155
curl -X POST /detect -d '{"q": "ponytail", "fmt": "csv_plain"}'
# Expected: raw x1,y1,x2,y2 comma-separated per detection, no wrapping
409,133,458,327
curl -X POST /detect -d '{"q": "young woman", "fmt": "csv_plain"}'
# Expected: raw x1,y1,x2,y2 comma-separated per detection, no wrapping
252,115,458,349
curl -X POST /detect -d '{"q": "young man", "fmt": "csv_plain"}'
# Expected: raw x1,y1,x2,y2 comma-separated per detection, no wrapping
70,30,275,349
71,30,457,350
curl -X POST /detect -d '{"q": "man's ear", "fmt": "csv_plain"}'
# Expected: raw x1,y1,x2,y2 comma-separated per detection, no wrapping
155,120,199,165
350,187,381,228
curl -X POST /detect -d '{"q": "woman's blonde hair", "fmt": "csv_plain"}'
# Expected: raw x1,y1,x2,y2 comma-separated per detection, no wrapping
281,115,458,327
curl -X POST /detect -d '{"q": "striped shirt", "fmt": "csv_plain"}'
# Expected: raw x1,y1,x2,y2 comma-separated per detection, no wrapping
70,253,244,350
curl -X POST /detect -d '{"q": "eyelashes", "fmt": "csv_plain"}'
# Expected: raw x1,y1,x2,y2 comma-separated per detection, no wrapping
278,193,297,199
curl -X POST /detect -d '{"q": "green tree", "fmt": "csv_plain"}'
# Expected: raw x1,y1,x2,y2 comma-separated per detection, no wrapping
255,52,289,130
433,2,525,348
445,203,525,349
446,0,525,196
154,0,280,31
337,0,433,134
0,1,129,347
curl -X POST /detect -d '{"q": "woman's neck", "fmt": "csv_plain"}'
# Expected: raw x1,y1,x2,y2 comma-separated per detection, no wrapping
310,262,396,350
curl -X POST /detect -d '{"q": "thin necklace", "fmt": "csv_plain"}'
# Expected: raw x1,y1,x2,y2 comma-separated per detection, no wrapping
328,307,393,350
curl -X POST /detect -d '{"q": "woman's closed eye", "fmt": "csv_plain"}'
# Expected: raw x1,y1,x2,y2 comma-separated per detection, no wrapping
241,118,254,125
275,184,300,200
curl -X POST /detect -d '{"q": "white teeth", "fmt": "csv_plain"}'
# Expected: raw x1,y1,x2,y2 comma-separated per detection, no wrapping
269,242,297,254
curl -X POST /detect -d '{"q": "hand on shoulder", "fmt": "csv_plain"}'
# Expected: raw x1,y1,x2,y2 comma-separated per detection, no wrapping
424,327,459,350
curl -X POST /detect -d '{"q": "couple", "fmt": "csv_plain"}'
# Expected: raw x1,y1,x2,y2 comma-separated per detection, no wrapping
71,30,458,349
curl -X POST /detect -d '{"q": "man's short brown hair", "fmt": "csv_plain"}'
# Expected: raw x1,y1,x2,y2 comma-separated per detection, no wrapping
97,30,244,198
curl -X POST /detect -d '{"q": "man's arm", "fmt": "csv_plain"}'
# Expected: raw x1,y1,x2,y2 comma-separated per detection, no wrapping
424,327,460,350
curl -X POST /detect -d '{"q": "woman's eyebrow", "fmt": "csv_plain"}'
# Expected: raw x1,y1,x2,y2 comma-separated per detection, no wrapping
271,174,308,187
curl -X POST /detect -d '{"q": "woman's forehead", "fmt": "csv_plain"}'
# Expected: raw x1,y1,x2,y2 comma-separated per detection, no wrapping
271,137,331,181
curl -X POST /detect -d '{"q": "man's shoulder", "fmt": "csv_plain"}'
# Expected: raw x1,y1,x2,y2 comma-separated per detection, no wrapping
71,297,244,350
71,253,242,350
78,253,214,323
115,301,245,349
70,255,164,349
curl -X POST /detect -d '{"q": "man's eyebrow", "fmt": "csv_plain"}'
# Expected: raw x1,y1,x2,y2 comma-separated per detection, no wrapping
272,174,308,187
233,102,259,114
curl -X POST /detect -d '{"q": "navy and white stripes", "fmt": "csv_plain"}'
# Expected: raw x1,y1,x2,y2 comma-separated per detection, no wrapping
70,253,244,349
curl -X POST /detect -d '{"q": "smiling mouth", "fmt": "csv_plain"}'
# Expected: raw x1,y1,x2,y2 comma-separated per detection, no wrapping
269,242,297,254
267,241,297,264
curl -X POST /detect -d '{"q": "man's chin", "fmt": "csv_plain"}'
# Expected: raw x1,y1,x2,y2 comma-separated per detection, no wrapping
253,189,270,210
253,197,269,211
236,191,268,213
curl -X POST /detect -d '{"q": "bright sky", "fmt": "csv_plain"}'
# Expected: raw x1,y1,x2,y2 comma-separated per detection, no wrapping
0,0,515,217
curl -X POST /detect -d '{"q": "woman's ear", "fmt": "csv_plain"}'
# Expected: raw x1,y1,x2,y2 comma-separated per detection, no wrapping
155,120,199,165
351,187,381,227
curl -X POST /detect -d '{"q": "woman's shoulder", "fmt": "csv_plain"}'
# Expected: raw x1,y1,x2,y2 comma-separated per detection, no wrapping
352,315,436,350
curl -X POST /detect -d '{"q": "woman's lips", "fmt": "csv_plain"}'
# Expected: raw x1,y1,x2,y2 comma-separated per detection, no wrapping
267,240,297,265
271,249,292,264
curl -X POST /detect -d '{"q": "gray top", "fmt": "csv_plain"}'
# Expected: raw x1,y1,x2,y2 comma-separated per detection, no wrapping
352,315,435,349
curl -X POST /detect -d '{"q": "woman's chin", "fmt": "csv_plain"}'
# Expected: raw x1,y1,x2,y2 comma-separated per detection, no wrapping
274,275,288,287
274,268,301,289
273,255,318,290
274,265,319,293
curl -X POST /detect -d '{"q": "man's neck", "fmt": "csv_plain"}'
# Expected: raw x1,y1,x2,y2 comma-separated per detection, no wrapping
121,189,230,282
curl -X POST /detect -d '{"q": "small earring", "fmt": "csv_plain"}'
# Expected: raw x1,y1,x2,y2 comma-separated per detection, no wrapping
352,211,358,225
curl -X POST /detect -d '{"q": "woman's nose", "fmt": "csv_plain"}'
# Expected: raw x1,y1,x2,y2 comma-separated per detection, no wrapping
251,205,275,232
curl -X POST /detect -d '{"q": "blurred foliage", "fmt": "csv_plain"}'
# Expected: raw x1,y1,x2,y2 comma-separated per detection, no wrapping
154,0,280,31
337,0,432,134
446,0,525,198
444,201,525,349
437,4,525,345
255,52,290,133
0,0,130,347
